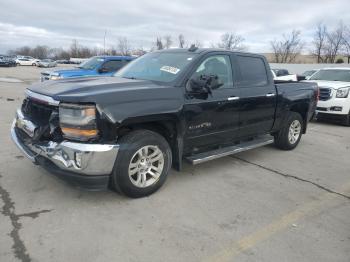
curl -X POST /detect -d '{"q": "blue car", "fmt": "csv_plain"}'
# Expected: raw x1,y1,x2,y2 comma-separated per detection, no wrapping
41,56,134,81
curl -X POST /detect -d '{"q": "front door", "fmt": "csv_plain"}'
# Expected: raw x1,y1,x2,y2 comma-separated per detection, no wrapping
183,54,240,153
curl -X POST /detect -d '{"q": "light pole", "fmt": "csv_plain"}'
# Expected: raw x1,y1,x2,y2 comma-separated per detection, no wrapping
104,30,107,55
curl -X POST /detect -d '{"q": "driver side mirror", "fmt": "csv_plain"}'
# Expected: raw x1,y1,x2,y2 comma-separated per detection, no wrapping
186,74,223,94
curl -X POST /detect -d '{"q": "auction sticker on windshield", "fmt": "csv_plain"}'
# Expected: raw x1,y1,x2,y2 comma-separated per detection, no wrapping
160,66,180,74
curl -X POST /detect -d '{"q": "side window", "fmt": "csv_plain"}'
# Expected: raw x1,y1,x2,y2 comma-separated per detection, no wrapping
101,60,125,72
192,55,233,89
236,56,268,87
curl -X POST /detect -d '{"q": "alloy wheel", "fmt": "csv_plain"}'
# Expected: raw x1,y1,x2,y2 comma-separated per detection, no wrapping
128,145,164,188
288,120,301,144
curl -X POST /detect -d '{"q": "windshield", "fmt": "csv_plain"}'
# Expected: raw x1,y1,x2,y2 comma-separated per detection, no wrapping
115,52,197,82
302,70,316,77
78,57,104,70
309,69,350,82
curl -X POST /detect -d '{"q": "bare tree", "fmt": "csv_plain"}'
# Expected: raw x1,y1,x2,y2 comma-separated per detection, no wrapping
155,37,164,50
343,25,350,63
70,39,79,58
164,35,173,49
117,37,131,56
323,21,345,63
31,45,49,59
7,44,99,59
11,46,31,56
50,48,70,60
178,34,185,48
312,23,327,63
217,32,246,51
270,30,304,63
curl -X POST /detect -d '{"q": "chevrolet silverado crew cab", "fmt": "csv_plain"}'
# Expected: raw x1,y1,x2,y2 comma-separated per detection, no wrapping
11,48,318,198
40,56,134,81
305,68,350,126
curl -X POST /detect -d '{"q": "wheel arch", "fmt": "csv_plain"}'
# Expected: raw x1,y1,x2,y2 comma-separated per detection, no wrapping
115,115,184,171
290,102,309,133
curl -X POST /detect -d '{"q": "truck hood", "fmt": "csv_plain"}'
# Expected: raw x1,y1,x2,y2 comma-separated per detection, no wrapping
27,77,183,123
28,76,164,99
45,68,96,77
304,80,350,89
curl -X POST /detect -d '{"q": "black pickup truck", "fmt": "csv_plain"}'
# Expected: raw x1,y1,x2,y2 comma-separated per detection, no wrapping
11,48,318,197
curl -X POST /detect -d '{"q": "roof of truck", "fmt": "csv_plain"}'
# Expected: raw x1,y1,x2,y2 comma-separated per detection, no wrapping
153,48,264,57
95,55,134,60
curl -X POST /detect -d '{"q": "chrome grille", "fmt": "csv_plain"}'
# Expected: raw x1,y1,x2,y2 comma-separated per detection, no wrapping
319,87,332,101
21,98,61,141
21,98,56,125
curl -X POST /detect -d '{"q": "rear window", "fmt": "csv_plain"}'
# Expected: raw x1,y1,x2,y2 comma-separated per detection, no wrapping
237,56,268,87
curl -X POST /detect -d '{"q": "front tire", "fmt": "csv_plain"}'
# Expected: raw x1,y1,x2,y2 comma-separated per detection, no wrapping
274,112,303,150
110,130,172,198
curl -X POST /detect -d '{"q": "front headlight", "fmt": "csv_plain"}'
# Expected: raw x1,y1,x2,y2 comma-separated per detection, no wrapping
50,73,62,80
59,103,98,141
336,87,349,98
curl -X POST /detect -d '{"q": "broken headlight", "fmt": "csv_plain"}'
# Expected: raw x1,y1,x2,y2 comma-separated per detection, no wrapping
59,103,98,141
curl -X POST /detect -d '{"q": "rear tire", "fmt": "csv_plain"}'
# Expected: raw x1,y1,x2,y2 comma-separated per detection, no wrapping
274,112,303,150
110,129,172,198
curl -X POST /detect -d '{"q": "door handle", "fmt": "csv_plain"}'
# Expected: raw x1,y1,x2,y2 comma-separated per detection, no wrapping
266,93,275,97
227,96,240,101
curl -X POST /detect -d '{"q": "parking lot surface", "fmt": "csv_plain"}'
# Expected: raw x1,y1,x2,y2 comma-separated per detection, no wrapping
0,66,349,262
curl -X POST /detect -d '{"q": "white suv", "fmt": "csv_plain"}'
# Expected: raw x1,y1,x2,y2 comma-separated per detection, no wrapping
305,68,350,126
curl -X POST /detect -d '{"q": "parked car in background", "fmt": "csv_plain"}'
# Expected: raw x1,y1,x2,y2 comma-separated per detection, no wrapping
305,68,350,126
40,56,134,81
56,59,71,64
0,55,17,67
69,58,88,64
37,59,57,68
16,56,40,66
271,69,298,81
301,69,318,80
12,48,318,197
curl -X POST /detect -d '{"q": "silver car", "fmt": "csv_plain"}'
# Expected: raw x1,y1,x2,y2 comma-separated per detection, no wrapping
37,59,57,68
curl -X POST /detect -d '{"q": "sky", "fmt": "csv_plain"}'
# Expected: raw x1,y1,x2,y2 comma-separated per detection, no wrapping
0,0,349,54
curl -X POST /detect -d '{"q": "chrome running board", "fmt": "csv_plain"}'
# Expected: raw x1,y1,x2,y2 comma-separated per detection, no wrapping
186,135,274,165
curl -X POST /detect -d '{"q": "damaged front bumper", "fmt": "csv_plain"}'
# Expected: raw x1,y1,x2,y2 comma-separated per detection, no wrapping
11,111,119,190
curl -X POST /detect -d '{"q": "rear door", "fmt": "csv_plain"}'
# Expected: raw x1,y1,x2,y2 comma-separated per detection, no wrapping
183,53,240,152
234,54,276,138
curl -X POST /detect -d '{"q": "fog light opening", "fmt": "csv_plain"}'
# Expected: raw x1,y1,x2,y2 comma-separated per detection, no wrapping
74,152,82,168
330,106,343,112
